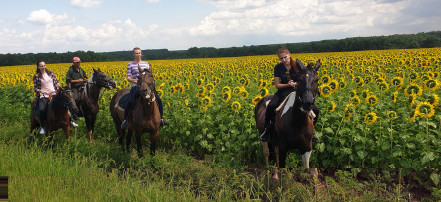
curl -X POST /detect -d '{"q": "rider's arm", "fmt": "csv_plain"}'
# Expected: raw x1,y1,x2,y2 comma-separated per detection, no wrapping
274,77,296,89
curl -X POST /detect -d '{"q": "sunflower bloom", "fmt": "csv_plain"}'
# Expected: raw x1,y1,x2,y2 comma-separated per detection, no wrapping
404,83,423,97
259,88,269,97
387,111,398,120
364,112,378,125
201,96,212,107
320,85,332,98
392,91,398,103
427,94,439,107
365,94,378,106
222,92,231,103
231,101,241,112
329,101,336,112
415,101,435,118
351,96,362,107
252,96,262,105
424,79,440,91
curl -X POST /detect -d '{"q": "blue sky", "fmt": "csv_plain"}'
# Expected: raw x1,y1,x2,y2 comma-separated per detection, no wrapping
0,0,440,54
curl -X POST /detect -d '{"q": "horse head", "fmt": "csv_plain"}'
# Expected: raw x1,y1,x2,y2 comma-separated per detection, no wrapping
295,59,320,112
58,87,79,116
92,68,117,90
137,65,156,104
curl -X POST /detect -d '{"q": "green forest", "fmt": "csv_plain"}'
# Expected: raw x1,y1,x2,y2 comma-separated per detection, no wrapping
1,31,440,66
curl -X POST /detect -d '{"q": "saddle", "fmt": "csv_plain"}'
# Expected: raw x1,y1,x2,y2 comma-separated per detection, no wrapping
115,93,131,112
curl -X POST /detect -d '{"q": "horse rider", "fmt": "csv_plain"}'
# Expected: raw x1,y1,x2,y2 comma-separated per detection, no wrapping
33,60,61,134
65,56,87,127
121,47,169,129
260,47,320,143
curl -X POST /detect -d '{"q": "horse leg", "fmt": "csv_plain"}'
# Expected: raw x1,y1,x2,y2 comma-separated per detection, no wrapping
272,145,280,181
126,129,133,153
261,141,270,168
150,130,159,156
135,130,143,158
88,114,97,142
63,125,71,139
301,151,311,168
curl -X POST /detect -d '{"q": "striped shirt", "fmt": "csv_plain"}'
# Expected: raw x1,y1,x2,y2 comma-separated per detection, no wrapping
126,61,150,87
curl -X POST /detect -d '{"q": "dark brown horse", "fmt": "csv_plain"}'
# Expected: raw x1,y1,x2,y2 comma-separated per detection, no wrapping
30,87,79,138
110,65,161,157
255,59,321,180
76,68,116,142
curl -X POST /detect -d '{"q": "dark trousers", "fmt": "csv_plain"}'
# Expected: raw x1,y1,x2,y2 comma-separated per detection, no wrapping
38,97,49,128
124,86,164,120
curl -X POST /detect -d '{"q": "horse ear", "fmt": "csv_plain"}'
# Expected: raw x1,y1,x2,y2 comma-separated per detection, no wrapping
296,59,306,71
314,59,321,72
93,68,97,73
138,64,142,73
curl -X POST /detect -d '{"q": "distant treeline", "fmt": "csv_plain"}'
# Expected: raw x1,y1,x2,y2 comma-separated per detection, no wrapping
1,31,441,66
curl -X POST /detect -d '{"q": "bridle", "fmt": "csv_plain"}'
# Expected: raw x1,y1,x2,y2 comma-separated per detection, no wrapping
138,71,156,104
296,69,319,111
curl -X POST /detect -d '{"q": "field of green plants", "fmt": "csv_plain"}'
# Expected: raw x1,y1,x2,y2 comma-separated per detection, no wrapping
1,48,440,200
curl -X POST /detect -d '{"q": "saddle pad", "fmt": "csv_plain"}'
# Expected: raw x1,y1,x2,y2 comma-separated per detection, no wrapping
118,93,131,110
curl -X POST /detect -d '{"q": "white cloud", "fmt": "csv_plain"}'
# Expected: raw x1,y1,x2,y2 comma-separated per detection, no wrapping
27,9,69,25
70,0,102,8
189,0,410,37
145,0,160,3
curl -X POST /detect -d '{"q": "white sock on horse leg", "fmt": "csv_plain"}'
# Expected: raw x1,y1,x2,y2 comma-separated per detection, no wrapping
302,151,311,168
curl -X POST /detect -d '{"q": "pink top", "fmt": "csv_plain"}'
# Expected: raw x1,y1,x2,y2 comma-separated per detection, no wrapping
40,72,56,98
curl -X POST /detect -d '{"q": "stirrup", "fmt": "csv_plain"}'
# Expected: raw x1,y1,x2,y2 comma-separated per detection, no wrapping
312,132,319,143
121,120,128,129
160,119,169,126
259,128,270,142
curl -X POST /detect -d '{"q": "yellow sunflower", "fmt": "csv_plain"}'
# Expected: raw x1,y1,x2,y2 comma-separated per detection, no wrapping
415,101,435,118
387,111,398,121
344,103,355,114
184,99,189,106
390,76,403,88
319,85,332,98
231,101,241,112
392,91,398,103
329,101,336,112
156,89,164,97
252,96,262,105
404,83,423,97
259,88,269,97
201,96,212,107
349,90,357,98
378,82,389,92
206,83,215,92
233,86,242,97
427,94,439,107
222,86,231,94
351,96,362,107
365,94,378,106
424,79,440,91
222,92,231,103
364,112,378,125
320,74,331,85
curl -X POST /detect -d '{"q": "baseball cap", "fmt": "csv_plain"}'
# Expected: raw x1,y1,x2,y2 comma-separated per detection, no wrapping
72,57,81,63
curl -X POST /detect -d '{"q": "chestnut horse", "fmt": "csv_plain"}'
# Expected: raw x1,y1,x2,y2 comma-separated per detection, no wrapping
76,68,116,142
255,59,320,180
110,65,161,157
30,87,79,139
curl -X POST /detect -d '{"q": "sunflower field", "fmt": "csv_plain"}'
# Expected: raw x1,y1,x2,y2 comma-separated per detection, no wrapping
1,47,440,168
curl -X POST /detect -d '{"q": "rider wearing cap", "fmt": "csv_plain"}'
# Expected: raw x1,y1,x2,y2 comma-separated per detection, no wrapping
65,56,87,127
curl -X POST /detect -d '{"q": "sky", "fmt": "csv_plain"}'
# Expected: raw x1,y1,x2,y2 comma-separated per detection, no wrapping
0,0,440,54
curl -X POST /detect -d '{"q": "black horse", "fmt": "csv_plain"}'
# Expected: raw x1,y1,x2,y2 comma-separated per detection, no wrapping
255,59,320,180
76,68,116,142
